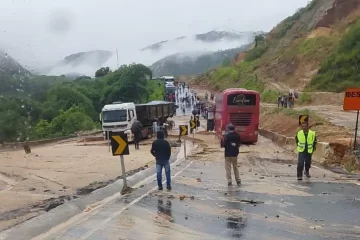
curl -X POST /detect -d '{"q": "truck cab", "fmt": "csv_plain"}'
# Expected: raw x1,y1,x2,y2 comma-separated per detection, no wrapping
100,102,136,141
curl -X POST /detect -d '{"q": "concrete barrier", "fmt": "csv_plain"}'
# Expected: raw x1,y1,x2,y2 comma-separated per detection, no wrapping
259,128,333,164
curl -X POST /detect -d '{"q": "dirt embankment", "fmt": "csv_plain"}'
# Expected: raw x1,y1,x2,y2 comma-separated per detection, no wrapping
257,0,360,90
315,0,360,28
260,107,359,171
260,107,352,143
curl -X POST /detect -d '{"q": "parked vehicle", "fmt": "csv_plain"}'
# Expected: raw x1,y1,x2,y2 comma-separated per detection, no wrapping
214,88,260,144
100,101,175,141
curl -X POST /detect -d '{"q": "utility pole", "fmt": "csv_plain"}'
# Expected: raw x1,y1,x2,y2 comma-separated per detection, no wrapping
116,49,119,69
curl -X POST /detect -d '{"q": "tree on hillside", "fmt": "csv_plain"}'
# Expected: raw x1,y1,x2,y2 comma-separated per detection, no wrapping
95,67,111,78
34,106,96,138
101,64,152,104
0,98,31,141
254,34,265,48
46,85,96,119
0,62,160,142
76,75,92,80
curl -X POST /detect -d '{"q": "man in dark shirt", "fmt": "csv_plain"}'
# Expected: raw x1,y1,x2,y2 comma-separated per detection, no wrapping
151,131,172,190
223,124,241,186
131,120,143,150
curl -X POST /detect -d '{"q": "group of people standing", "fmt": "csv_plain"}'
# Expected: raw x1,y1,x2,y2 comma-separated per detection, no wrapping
204,92,215,101
277,91,297,108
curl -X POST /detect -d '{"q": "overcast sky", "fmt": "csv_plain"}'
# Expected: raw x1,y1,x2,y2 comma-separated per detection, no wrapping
0,0,310,70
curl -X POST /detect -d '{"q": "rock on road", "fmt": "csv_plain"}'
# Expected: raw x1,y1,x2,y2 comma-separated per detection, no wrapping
28,133,360,240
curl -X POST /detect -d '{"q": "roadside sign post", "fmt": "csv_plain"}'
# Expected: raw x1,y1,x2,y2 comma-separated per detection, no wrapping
343,88,360,150
120,155,127,188
110,131,130,194
107,131,110,152
190,120,196,146
179,125,188,159
194,115,199,130
355,111,359,151
298,115,309,126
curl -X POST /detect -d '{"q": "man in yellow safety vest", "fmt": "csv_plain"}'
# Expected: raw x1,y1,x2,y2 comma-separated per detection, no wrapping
295,122,317,180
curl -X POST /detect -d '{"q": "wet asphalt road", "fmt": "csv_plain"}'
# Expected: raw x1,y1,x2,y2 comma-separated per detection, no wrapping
36,133,360,240
174,86,202,116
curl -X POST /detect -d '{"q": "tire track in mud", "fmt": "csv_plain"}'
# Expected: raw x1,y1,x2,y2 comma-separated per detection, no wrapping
0,172,24,192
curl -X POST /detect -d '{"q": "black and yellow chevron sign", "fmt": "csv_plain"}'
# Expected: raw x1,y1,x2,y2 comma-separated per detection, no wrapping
298,115,309,126
190,120,196,129
179,125,188,136
194,116,199,123
110,131,129,156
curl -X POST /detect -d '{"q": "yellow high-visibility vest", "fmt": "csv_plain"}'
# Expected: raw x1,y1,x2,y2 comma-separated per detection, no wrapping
296,130,316,153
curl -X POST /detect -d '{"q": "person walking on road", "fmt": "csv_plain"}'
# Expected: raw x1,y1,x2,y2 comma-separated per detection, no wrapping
151,131,172,190
223,124,241,186
296,122,317,180
131,120,143,150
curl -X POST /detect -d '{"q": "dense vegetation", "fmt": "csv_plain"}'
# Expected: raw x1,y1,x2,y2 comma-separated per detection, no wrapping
309,20,360,91
0,64,165,142
150,45,251,77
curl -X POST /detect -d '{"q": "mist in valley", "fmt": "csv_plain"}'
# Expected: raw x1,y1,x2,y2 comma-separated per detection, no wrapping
0,0,310,77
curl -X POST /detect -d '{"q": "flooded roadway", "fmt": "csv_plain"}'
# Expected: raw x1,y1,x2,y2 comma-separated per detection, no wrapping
34,134,360,240
174,85,206,116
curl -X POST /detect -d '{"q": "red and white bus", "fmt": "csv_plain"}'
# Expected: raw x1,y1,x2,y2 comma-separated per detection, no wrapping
215,88,260,144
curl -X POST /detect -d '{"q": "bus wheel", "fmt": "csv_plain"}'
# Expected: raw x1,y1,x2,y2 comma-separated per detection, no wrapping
147,133,153,139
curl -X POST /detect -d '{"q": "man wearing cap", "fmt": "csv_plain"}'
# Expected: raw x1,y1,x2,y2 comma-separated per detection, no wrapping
296,122,317,180
223,123,242,186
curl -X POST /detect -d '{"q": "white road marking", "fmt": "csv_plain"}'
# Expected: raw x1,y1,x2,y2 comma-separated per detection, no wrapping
80,160,194,239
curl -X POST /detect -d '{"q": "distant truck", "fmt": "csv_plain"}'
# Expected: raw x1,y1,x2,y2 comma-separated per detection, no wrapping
100,101,175,141
164,82,176,102
160,76,178,86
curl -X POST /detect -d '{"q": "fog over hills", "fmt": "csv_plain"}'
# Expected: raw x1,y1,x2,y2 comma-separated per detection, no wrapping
0,50,30,76
42,30,259,77
150,44,252,77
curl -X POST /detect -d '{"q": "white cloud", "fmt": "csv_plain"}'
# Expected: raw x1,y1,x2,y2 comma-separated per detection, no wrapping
0,0,311,73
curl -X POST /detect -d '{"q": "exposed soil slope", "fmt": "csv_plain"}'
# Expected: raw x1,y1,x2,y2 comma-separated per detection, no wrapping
192,0,360,96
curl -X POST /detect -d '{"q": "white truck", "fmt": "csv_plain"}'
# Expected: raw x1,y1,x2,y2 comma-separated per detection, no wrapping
100,101,175,141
